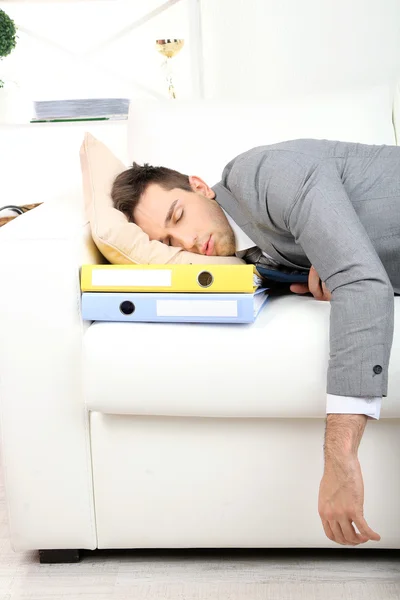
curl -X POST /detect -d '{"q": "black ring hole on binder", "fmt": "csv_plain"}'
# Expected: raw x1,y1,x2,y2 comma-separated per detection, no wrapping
197,270,214,288
120,301,135,315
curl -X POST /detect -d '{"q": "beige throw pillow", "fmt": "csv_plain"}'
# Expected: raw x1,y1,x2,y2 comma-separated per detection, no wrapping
79,132,244,266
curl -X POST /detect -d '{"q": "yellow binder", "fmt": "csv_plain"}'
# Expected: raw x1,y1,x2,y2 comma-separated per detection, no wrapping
81,264,261,293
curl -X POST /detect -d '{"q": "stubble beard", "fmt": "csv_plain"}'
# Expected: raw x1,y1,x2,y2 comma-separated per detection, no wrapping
215,227,236,256
210,199,236,256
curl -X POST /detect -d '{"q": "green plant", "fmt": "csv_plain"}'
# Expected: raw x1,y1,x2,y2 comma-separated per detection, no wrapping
0,9,17,88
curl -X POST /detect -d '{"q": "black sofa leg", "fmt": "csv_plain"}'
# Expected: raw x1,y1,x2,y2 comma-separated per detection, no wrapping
39,549,81,564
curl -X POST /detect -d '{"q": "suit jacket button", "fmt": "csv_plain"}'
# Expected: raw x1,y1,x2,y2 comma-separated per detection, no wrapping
373,365,383,374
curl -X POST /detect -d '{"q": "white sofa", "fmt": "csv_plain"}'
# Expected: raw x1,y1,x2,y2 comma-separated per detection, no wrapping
0,85,400,562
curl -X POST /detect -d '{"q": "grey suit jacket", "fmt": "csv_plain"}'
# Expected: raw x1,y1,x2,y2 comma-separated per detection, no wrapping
213,139,400,398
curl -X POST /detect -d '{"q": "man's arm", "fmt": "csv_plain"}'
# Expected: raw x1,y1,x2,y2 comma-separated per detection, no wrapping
325,414,366,458
298,263,382,542
319,414,381,545
279,160,394,544
227,151,396,396
290,267,383,421
284,162,394,399
225,151,394,544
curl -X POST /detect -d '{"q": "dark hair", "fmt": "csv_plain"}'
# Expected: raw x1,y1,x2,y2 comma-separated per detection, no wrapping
111,162,192,222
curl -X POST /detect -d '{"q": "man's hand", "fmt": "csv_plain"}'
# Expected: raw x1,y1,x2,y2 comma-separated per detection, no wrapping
318,414,381,546
290,265,332,301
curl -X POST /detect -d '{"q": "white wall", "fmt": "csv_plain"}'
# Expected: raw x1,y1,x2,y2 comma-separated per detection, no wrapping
1,0,400,102
201,0,400,99
0,0,195,101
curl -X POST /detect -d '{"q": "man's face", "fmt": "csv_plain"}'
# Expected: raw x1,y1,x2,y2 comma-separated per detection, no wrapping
133,176,236,256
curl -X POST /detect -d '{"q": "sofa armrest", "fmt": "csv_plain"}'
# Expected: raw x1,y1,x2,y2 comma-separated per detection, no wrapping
0,199,100,551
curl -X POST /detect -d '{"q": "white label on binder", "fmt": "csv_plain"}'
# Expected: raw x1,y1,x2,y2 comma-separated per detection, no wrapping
92,269,172,287
156,300,238,317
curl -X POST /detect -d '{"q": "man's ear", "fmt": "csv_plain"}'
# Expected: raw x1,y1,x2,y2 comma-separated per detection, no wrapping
189,175,216,198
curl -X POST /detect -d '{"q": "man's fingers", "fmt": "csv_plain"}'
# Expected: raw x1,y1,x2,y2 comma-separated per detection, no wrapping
308,266,324,300
354,517,381,542
290,268,332,301
323,517,381,545
329,520,366,546
339,519,367,545
329,521,347,545
321,520,336,543
321,282,332,300
290,283,310,294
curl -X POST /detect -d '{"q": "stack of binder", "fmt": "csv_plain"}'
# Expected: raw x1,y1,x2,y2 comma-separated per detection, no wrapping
80,264,270,324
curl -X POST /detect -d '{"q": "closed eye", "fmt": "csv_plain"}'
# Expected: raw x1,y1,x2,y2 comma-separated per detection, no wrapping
159,208,183,244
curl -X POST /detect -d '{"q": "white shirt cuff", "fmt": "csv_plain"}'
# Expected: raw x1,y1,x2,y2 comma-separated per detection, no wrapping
326,394,382,420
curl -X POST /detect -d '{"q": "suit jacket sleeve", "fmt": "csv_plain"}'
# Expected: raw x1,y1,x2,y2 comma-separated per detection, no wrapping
225,150,395,398
284,159,394,397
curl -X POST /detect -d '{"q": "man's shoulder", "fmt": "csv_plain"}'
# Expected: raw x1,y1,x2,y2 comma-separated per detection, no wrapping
231,138,343,161
231,138,397,164
222,139,325,178
223,138,383,178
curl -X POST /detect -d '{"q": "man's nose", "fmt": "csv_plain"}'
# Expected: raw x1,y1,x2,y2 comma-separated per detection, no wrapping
181,234,198,252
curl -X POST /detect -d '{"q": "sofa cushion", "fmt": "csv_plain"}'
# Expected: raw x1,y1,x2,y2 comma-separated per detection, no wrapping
83,294,400,418
79,132,244,266
127,85,396,188
392,79,400,144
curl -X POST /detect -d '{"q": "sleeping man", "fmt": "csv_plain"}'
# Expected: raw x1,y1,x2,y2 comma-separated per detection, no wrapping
111,138,400,547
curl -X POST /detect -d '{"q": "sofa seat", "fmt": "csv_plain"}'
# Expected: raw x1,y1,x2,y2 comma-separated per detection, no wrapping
83,294,400,418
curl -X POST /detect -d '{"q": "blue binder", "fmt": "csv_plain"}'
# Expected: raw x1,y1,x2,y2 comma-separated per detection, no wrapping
81,290,269,324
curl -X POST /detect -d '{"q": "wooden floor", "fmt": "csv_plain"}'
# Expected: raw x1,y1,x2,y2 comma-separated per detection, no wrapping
1,472,399,600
